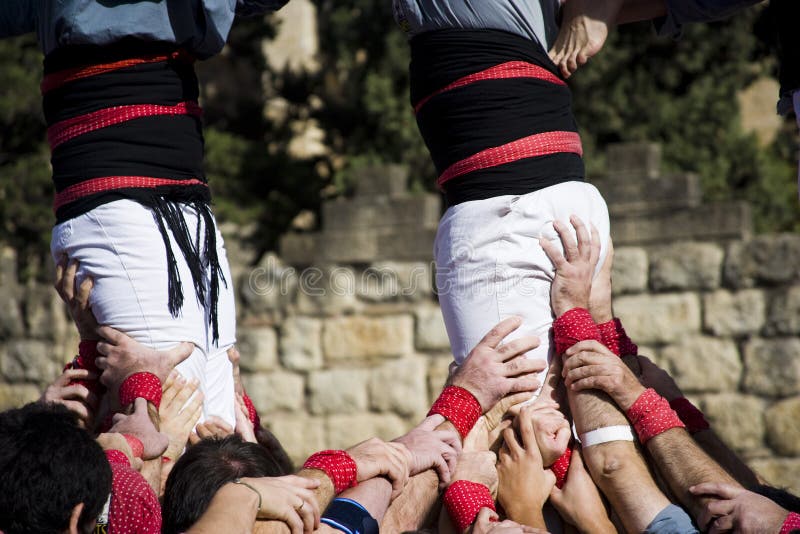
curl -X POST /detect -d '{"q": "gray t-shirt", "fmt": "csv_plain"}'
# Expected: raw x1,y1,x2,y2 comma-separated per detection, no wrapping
0,0,288,59
393,0,561,52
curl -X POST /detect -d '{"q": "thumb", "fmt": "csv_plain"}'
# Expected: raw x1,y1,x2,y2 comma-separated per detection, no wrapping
167,342,194,367
418,414,445,432
133,397,149,416
475,507,499,524
569,446,585,475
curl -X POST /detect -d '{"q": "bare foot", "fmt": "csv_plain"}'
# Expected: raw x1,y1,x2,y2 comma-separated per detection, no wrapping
549,0,624,78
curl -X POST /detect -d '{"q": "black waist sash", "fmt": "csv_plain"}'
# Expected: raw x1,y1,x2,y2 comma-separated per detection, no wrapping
43,40,225,343
409,29,585,206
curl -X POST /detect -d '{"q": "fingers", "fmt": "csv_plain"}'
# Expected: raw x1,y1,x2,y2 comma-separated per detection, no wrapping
564,362,616,385
54,257,66,294
504,393,539,418
61,367,93,383
432,452,451,485
708,514,734,534
589,224,601,268
132,397,149,416
294,489,319,533
502,427,523,458
539,237,566,271
571,215,591,262
498,337,540,362
564,339,611,357
76,276,93,311
517,407,538,452
188,431,201,446
385,443,410,495
96,325,125,346
418,413,446,432
503,356,546,377
166,341,194,368
62,260,78,301
160,372,185,412
227,346,241,366
690,482,743,500
435,428,462,455
475,506,500,524
507,376,541,395
59,399,91,421
554,219,579,262
284,508,303,534
58,384,92,402
479,317,523,350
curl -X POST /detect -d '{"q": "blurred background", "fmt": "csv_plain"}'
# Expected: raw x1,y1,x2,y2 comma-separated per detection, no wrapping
1,1,799,491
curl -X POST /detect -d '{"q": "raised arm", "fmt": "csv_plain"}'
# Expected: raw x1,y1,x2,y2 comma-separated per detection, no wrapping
541,219,673,533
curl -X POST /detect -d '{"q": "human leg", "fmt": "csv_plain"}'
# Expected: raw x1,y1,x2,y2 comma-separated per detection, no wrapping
51,199,236,425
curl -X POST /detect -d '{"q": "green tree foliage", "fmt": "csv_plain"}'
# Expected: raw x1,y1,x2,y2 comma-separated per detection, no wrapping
0,35,51,279
569,13,798,232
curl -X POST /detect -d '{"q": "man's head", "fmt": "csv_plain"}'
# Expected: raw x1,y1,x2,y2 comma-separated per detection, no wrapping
0,402,111,534
162,435,287,534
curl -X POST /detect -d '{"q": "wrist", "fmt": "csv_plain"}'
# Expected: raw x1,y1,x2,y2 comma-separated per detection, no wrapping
224,480,261,515
303,450,358,494
428,385,483,437
617,383,647,412
589,304,613,324
96,432,134,464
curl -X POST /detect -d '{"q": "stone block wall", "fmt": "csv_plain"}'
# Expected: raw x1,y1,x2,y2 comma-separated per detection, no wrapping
0,144,798,495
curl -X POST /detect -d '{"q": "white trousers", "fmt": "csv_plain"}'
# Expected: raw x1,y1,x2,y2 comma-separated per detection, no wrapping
435,181,610,393
51,199,237,426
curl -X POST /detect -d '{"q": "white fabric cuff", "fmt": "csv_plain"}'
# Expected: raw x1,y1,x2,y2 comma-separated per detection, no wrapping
579,425,636,448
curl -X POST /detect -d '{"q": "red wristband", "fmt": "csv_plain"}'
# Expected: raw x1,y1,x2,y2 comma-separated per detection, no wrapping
105,449,131,467
597,318,638,357
63,341,106,396
781,512,800,534
669,398,710,434
123,434,144,459
443,480,496,533
243,392,261,429
428,386,483,438
627,389,685,444
550,448,572,489
553,308,603,355
303,450,358,494
119,372,162,409
614,319,638,357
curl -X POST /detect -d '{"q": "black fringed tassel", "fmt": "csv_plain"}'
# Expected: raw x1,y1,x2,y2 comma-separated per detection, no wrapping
197,201,227,345
150,197,226,346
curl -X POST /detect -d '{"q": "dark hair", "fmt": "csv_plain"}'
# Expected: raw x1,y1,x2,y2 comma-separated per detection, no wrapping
754,484,800,514
162,435,286,534
0,402,112,534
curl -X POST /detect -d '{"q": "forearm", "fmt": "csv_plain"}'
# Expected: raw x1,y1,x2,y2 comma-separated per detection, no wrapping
187,483,259,534
298,468,337,512
338,478,393,523
381,470,440,532
692,430,759,488
616,0,667,24
570,391,668,533
646,428,740,519
140,458,162,495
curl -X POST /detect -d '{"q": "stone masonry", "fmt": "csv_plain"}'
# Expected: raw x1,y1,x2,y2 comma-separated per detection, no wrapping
0,144,799,493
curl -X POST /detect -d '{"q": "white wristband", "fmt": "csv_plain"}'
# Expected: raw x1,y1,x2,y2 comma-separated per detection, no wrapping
579,425,636,447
